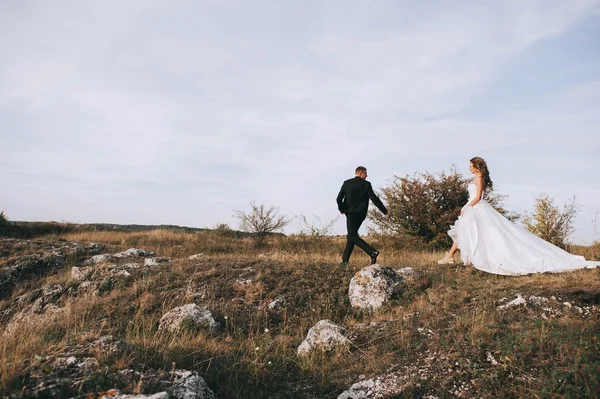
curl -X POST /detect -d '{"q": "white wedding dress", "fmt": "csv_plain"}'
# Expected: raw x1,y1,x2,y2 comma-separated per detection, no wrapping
448,183,599,275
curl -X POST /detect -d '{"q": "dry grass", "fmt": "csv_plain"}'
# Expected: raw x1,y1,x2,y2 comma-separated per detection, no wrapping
1,230,599,398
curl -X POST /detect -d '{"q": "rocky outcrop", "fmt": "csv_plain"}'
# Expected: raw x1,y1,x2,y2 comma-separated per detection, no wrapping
0,243,170,333
3,281,69,334
83,248,156,266
0,254,66,300
337,352,454,399
68,249,168,297
496,294,598,318
20,336,131,397
19,336,215,398
0,239,105,299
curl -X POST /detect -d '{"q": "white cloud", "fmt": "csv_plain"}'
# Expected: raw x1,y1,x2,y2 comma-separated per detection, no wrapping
1,0,599,242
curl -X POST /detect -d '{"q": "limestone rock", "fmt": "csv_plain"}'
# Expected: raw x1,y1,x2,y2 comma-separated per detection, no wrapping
89,335,131,357
497,294,526,310
71,266,94,281
144,257,172,267
267,296,285,311
172,370,216,399
98,370,215,399
53,356,99,375
113,248,155,258
0,253,66,299
158,304,219,333
84,253,114,265
100,392,169,399
349,265,405,310
395,267,419,281
337,369,413,398
297,319,350,356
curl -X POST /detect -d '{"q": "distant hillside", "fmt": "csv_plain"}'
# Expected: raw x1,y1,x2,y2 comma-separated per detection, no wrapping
1,221,273,239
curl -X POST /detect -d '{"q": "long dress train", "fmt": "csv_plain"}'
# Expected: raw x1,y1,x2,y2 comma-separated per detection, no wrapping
448,183,599,275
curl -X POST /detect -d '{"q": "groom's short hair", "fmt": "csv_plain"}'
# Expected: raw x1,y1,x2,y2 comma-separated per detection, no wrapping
355,166,367,174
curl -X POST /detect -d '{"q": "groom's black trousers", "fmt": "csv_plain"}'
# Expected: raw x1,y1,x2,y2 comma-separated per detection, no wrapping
342,211,376,263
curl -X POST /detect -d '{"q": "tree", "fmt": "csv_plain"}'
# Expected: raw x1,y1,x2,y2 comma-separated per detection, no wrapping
369,167,515,248
234,201,290,240
0,211,9,236
522,194,578,248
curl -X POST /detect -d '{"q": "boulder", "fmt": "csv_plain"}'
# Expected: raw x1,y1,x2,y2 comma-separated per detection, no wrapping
98,370,215,399
158,304,219,333
172,370,216,399
297,319,350,356
348,265,405,310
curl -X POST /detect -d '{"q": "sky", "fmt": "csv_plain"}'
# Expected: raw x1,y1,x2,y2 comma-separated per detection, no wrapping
1,1,600,244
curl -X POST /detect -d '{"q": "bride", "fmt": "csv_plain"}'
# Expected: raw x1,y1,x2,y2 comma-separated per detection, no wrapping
437,157,599,275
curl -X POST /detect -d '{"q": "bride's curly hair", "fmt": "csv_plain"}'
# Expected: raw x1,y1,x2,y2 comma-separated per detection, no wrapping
470,156,493,191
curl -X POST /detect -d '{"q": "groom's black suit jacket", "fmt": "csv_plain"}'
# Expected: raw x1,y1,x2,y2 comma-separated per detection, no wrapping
336,176,388,216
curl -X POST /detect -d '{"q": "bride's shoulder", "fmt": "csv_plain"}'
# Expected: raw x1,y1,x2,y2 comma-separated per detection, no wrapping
472,175,484,184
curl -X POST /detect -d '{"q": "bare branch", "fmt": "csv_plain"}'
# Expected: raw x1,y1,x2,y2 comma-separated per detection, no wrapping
233,201,290,238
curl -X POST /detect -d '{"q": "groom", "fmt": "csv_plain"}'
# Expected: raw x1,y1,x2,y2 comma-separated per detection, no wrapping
337,166,389,265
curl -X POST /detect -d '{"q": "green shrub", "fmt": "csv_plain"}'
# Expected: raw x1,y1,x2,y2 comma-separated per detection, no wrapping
0,211,10,236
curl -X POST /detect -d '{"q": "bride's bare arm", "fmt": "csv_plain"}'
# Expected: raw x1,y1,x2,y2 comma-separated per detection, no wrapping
468,176,484,207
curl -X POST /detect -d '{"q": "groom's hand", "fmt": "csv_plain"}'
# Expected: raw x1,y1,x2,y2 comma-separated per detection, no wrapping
385,212,391,219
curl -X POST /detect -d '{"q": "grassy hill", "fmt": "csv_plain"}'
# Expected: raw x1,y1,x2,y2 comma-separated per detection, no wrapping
0,229,599,398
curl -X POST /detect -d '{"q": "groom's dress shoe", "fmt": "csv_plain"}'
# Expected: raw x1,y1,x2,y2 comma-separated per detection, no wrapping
370,251,379,265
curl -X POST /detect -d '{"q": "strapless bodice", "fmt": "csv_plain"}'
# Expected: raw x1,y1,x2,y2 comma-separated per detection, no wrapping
467,183,477,202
